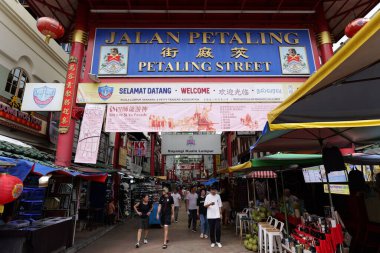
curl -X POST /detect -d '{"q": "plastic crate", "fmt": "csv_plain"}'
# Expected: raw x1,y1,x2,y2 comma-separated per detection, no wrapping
21,187,46,200
19,200,44,211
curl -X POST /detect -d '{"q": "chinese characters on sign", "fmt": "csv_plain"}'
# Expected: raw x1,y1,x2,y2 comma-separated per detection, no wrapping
59,56,77,133
91,29,316,77
105,103,278,133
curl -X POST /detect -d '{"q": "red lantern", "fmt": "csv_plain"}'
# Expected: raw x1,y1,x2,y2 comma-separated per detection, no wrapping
0,173,23,205
36,17,65,44
345,18,370,38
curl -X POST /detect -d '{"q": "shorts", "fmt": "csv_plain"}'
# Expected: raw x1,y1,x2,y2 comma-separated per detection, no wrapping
160,214,172,226
139,218,149,229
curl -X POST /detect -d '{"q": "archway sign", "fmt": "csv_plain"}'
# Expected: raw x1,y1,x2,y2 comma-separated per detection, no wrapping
72,28,318,163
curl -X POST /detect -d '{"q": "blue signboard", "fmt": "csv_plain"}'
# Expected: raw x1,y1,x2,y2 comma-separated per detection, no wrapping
91,28,316,77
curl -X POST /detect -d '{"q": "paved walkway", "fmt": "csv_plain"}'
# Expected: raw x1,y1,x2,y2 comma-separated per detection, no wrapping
78,207,249,253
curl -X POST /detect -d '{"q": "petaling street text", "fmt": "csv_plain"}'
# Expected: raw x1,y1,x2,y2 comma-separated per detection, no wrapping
104,31,300,45
138,61,272,72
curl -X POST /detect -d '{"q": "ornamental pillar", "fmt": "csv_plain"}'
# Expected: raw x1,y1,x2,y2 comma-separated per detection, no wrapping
316,4,334,64
113,133,122,169
149,133,155,176
55,3,88,167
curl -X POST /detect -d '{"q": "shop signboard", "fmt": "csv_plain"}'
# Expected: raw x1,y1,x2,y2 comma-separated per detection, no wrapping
161,134,221,155
77,82,302,104
21,83,65,111
74,104,106,164
118,147,128,167
105,103,277,132
91,28,316,77
0,101,47,135
133,141,147,156
323,184,350,195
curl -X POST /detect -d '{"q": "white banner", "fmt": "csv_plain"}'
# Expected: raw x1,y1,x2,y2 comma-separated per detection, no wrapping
105,103,277,132
161,134,221,155
77,82,302,104
21,83,65,111
74,104,106,164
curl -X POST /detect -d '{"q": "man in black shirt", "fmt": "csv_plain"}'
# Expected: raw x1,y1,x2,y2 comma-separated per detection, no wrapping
134,194,153,248
157,187,174,249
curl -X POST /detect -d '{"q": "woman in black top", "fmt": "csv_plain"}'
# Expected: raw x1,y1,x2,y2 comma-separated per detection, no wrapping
134,194,153,248
197,189,209,239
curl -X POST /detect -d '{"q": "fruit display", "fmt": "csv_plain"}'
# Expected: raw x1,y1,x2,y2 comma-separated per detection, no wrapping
243,206,271,252
243,234,259,252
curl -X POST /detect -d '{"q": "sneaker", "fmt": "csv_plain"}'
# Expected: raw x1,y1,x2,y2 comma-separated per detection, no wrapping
216,242,222,248
135,243,140,248
204,235,208,239
200,233,204,238
211,243,215,248
175,220,178,223
192,229,197,232
143,239,148,244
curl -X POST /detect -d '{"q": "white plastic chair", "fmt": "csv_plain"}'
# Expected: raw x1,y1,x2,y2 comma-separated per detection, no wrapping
235,208,249,235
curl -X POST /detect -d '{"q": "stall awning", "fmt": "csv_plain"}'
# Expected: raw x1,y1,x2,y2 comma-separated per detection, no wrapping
248,171,277,178
268,12,380,131
217,161,252,174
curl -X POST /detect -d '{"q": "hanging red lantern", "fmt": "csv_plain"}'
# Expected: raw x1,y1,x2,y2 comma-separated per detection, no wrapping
0,173,23,205
36,17,65,44
345,18,370,38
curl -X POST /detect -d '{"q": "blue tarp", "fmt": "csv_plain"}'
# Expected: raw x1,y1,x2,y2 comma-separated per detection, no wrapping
0,157,33,181
202,178,219,186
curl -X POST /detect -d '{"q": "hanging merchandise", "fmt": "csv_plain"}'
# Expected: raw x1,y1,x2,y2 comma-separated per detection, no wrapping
119,178,131,217
0,173,23,212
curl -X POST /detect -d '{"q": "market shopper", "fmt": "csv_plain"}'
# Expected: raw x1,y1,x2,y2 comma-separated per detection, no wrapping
134,194,153,248
186,186,198,232
197,189,209,239
204,186,223,248
106,199,116,225
157,187,174,249
172,188,182,223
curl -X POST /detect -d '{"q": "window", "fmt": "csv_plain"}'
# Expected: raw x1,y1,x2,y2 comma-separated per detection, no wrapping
5,68,29,99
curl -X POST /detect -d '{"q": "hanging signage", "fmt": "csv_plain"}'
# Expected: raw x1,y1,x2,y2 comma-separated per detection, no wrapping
0,101,46,134
133,141,147,157
21,83,65,111
323,184,350,195
105,103,277,132
161,134,221,155
77,82,302,104
59,56,78,133
119,147,128,167
91,28,316,77
74,104,106,164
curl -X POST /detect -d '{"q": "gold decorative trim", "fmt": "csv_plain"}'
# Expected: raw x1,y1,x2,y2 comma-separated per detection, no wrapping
71,29,88,45
316,31,333,45
58,127,69,134
68,56,78,64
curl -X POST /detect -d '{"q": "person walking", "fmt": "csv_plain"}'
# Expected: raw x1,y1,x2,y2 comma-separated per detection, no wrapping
157,187,174,249
197,189,209,239
172,188,182,223
186,186,198,232
134,194,153,248
204,186,223,248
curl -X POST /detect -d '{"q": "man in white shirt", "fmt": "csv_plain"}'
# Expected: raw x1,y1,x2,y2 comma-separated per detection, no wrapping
204,186,223,248
185,186,198,232
171,188,182,223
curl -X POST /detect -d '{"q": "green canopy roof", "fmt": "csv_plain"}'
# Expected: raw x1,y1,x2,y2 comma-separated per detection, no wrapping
250,154,323,170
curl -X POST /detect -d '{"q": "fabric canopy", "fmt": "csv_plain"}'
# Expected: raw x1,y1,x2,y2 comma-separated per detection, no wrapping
248,171,277,178
251,122,380,153
202,178,219,186
217,161,252,174
268,12,380,131
218,154,323,174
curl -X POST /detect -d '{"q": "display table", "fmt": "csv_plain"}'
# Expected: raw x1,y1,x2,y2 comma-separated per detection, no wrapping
0,217,74,253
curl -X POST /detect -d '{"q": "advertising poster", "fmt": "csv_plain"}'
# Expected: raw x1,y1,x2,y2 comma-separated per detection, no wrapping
21,83,65,111
74,104,106,164
105,103,277,132
77,82,302,104
161,134,221,155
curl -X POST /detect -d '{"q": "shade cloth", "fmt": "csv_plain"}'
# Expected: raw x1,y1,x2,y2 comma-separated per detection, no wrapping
247,170,277,178
268,12,380,131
